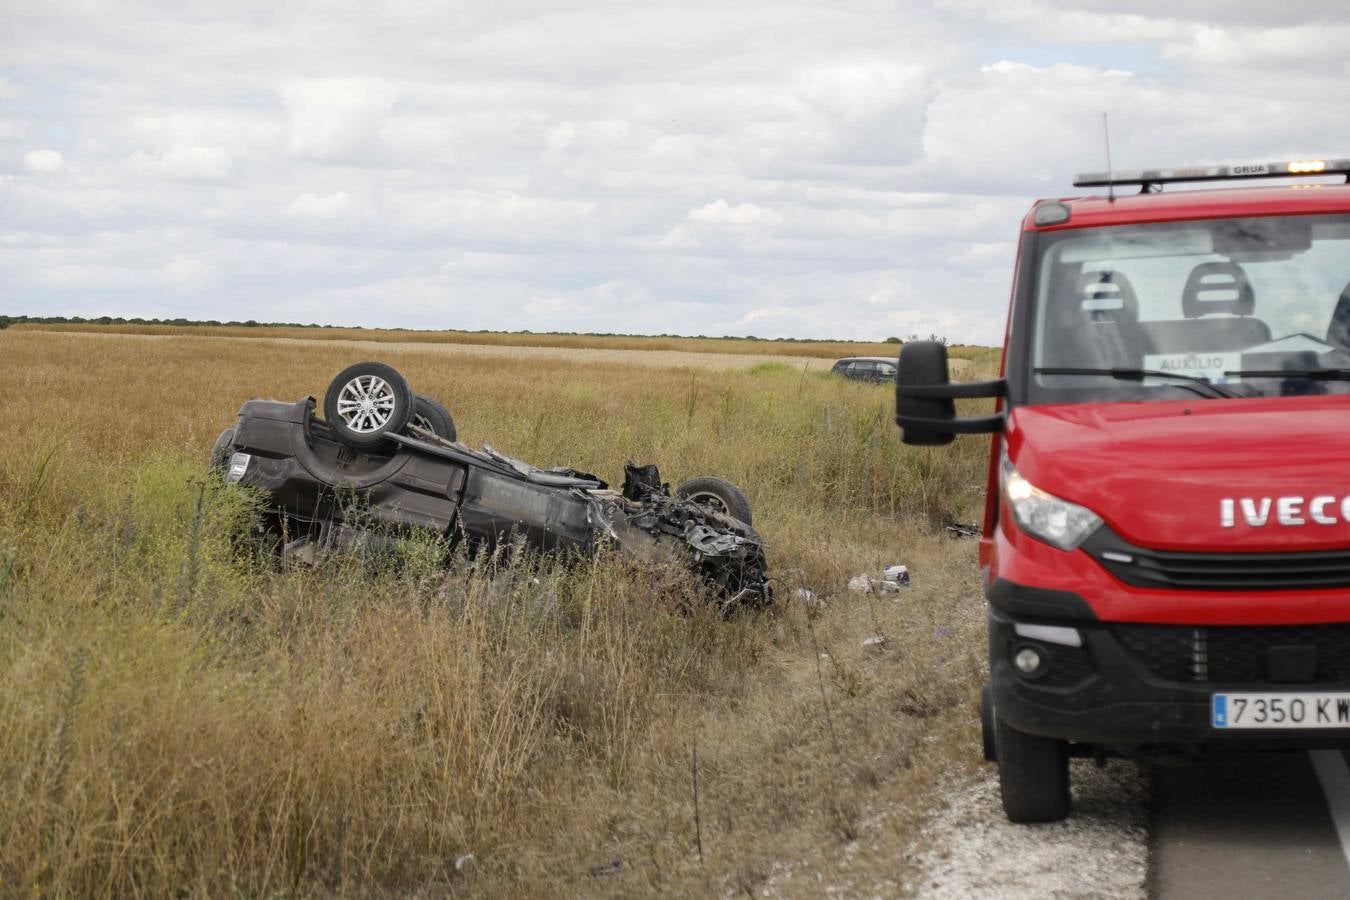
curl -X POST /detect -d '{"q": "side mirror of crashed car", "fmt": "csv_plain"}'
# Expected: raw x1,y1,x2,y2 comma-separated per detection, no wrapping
894,341,1007,445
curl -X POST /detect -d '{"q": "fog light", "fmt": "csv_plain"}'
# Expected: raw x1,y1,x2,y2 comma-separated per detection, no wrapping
1014,646,1043,675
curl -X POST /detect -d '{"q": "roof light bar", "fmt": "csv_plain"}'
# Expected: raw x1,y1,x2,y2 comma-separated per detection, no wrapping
1073,159,1350,189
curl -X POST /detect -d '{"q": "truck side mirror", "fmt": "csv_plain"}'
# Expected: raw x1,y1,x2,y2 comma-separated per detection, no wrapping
894,341,1007,445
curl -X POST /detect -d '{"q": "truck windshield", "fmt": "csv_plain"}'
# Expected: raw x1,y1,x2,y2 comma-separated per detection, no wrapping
1028,213,1350,402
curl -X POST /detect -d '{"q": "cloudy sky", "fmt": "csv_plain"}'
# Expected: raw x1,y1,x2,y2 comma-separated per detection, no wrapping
2,1,1345,344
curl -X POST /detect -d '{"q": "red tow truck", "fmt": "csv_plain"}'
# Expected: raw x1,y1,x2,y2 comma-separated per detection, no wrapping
895,159,1350,821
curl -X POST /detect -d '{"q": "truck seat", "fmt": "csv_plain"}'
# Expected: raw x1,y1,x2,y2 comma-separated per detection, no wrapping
1044,270,1147,368
1135,261,1271,353
1182,261,1256,318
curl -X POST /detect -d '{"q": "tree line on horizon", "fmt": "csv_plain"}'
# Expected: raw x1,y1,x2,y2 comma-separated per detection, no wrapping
0,314,926,345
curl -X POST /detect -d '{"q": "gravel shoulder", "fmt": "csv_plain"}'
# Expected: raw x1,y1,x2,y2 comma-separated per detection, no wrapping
913,761,1149,900
747,751,1148,899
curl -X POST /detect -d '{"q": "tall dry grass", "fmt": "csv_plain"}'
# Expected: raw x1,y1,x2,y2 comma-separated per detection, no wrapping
0,329,998,896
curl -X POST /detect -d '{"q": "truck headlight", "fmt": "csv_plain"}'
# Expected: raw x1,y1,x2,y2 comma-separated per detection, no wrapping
1001,454,1101,551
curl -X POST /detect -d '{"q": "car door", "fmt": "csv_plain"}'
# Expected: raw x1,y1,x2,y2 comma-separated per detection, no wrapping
850,361,877,381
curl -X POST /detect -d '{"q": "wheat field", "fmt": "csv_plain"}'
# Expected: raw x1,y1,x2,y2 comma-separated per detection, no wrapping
7,321,936,360
0,325,998,896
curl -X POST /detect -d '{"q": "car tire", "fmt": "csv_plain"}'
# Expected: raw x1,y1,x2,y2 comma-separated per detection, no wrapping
995,713,1071,823
675,476,753,526
323,361,415,449
210,427,236,471
409,394,457,442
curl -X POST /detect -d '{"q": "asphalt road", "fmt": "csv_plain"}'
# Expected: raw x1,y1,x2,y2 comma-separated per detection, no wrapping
1151,750,1350,899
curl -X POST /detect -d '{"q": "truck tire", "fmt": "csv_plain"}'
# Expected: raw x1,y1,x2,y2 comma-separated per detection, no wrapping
995,714,1070,822
323,361,415,449
675,476,753,526
410,394,457,441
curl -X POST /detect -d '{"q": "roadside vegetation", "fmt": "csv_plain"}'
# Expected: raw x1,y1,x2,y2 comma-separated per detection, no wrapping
1,329,997,896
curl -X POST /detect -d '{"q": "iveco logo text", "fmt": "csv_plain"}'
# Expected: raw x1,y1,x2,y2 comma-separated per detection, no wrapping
1220,497,1350,528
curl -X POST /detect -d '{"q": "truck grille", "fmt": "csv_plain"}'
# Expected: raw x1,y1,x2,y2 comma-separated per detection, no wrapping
1115,623,1350,684
1040,645,1096,688
1083,529,1350,590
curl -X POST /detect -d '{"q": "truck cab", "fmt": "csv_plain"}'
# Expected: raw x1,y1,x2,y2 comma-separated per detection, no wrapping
895,159,1350,822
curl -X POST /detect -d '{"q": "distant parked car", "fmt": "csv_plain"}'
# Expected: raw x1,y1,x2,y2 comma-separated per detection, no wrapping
831,356,898,383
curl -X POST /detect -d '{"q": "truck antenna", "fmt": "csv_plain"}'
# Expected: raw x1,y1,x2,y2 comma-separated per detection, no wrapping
1102,112,1115,203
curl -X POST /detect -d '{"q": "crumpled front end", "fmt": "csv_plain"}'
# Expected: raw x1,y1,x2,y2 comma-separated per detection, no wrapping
589,464,774,607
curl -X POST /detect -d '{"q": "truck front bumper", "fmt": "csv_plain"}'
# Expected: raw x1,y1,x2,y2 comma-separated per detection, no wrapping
989,600,1350,752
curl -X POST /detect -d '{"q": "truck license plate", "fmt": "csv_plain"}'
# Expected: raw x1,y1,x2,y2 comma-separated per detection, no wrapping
1212,693,1350,729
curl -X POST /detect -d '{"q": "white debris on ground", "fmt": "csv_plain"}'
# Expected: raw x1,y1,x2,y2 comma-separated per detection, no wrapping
915,761,1149,900
848,565,911,595
860,635,889,657
882,565,910,587
794,587,824,609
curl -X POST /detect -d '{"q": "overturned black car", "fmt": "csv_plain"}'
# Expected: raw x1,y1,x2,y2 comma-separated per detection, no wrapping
211,362,772,607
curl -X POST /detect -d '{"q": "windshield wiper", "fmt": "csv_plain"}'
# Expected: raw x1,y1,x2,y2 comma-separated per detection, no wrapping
1034,367,1238,399
1224,368,1350,381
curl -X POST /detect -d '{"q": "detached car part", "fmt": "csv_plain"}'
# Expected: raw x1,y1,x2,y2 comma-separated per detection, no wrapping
212,362,772,607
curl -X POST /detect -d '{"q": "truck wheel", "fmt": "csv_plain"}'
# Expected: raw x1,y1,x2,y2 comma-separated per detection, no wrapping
995,714,1070,822
980,684,997,762
675,476,753,526
323,361,415,449
409,394,457,441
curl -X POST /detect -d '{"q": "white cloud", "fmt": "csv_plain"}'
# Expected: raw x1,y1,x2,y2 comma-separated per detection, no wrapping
280,78,398,161
988,0,1345,27
0,1,1343,342
688,199,780,227
129,145,232,180
923,63,1138,185
1172,23,1350,66
159,256,211,289
0,119,27,142
23,149,65,173
287,191,352,219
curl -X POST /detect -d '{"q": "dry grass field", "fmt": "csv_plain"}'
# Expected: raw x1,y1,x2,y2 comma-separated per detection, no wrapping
0,326,999,896
9,321,979,361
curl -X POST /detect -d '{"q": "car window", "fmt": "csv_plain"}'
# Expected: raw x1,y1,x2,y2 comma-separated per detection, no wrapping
875,361,896,378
